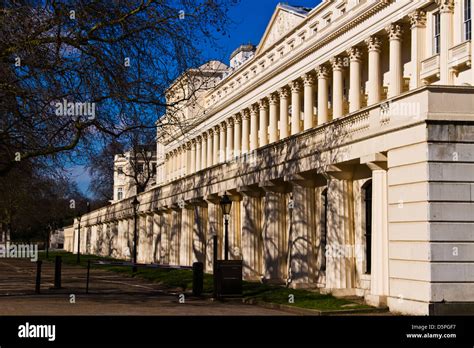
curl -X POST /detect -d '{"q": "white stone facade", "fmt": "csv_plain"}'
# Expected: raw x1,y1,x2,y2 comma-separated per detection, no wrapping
73,0,474,315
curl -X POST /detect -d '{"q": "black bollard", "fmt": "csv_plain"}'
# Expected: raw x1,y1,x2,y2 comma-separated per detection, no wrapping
86,260,91,294
35,260,42,294
54,256,62,289
192,262,204,296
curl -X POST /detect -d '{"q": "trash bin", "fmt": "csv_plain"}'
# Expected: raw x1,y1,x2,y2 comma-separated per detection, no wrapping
192,262,204,296
215,260,242,298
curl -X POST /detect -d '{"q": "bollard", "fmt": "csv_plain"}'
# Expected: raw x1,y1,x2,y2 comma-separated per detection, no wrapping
54,256,62,289
192,262,204,296
35,260,42,294
86,260,91,294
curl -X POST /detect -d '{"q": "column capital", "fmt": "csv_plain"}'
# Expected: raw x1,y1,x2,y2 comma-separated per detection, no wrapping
202,132,208,140
258,98,269,110
409,9,427,28
214,124,221,133
186,141,192,150
196,135,202,143
226,117,234,127
278,86,290,98
242,108,250,120
250,103,259,114
233,113,242,124
269,92,279,105
208,128,214,136
219,122,227,131
289,80,302,93
316,65,330,79
365,35,382,52
330,56,346,71
346,47,363,62
303,72,316,86
385,23,404,41
436,0,454,13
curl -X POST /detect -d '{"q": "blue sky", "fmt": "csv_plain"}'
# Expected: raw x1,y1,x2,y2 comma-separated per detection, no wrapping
74,0,322,197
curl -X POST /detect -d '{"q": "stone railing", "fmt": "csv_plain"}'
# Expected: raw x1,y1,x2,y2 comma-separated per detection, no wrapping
448,41,472,70
420,54,440,80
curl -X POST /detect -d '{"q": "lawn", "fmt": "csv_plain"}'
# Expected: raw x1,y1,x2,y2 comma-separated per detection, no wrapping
40,251,372,312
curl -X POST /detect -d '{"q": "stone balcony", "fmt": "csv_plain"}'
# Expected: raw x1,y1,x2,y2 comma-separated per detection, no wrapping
448,40,472,71
79,85,474,227
420,54,440,81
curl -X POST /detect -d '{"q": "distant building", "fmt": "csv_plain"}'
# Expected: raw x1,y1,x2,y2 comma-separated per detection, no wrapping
49,228,65,249
112,145,157,203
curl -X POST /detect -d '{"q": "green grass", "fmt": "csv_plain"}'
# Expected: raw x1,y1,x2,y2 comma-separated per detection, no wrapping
40,251,372,311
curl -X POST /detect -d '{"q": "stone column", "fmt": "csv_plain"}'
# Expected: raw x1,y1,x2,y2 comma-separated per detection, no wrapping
347,47,363,112
258,99,269,146
278,87,290,139
201,133,207,170
152,213,161,263
241,109,250,154
438,0,454,84
386,23,404,98
316,65,330,124
190,141,196,174
219,122,226,163
250,104,259,151
290,182,317,285
207,129,214,167
241,191,264,280
207,198,223,261
326,176,356,291
226,118,234,161
180,206,193,266
195,136,202,172
303,73,315,130
365,35,382,105
371,168,389,302
409,10,427,89
138,214,147,263
331,56,345,119
192,202,208,264
213,125,219,165
160,210,171,264
233,114,242,157
290,80,302,135
269,93,279,143
262,187,288,282
170,208,182,265
165,154,170,181
185,142,192,175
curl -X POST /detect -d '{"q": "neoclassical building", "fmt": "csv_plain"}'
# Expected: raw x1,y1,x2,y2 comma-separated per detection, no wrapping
69,0,474,315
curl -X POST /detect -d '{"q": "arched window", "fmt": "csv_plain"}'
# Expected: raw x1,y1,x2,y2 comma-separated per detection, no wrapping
321,188,328,272
363,180,372,274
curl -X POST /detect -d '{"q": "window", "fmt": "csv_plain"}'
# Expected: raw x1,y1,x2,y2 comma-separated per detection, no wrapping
320,188,328,272
433,12,441,54
117,167,123,175
117,187,123,200
363,180,372,274
465,0,472,40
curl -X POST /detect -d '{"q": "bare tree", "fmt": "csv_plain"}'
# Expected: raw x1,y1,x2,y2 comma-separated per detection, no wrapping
0,0,236,176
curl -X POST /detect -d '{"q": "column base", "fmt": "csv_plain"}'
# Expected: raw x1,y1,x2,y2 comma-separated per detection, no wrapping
365,294,388,308
288,282,319,290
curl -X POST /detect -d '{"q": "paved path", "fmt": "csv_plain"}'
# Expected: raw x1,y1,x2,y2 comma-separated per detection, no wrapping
0,258,293,316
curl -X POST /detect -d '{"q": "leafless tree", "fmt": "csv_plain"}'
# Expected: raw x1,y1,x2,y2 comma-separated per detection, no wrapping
0,0,237,176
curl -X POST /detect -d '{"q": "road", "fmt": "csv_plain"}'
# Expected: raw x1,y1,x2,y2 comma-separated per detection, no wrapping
0,258,293,316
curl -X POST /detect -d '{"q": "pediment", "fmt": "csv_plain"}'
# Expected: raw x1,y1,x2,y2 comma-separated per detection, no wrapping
256,4,309,55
